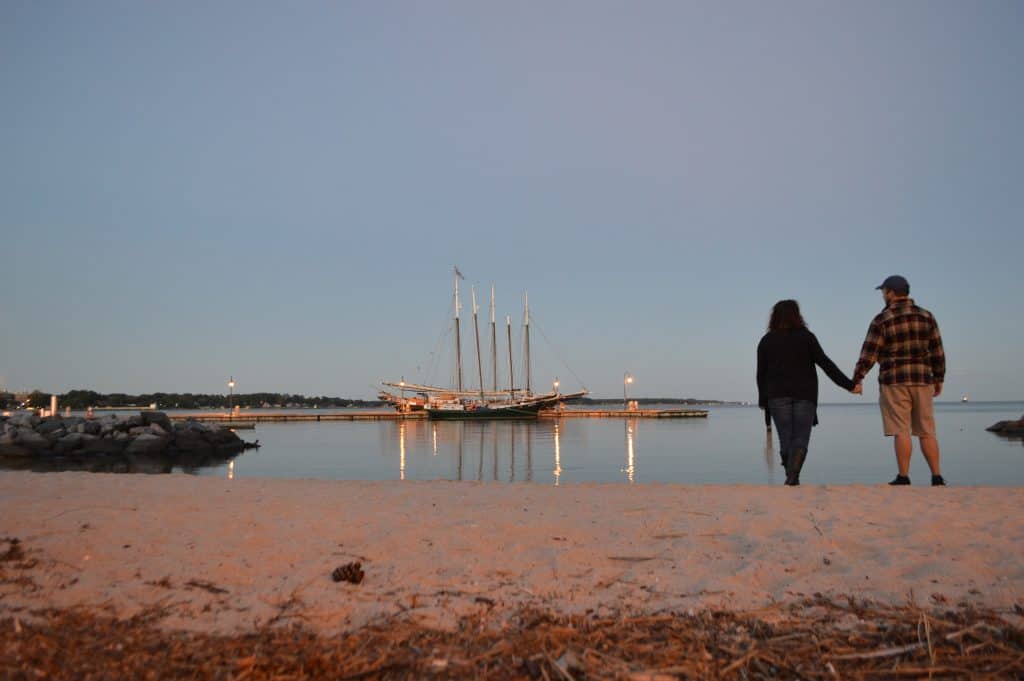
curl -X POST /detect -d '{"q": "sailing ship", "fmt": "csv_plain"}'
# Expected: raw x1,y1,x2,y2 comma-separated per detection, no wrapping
380,269,587,419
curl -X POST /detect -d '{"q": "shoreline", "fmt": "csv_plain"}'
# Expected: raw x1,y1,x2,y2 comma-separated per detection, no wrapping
2,472,1022,636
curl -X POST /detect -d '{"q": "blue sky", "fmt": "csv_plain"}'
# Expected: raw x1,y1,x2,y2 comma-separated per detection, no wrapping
2,1,1022,401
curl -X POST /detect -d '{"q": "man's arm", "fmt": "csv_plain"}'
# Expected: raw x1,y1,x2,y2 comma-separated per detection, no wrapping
929,315,946,396
852,317,883,385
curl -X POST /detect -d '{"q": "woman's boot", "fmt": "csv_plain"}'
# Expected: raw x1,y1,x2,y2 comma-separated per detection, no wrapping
785,448,807,486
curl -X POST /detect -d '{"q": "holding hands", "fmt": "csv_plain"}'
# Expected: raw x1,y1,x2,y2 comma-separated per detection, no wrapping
851,383,863,395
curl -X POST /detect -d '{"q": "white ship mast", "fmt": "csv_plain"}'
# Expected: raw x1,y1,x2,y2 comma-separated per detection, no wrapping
524,292,532,396
453,267,464,392
490,286,497,391
472,286,485,401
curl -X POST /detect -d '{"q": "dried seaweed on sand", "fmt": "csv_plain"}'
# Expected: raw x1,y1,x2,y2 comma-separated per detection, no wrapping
2,596,1022,679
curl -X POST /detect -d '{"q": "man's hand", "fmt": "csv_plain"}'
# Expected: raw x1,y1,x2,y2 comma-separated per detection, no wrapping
851,383,863,395
934,382,943,397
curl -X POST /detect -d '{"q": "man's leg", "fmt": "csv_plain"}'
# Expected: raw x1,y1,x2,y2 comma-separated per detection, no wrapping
919,436,941,475
881,385,913,480
912,387,942,477
894,434,913,476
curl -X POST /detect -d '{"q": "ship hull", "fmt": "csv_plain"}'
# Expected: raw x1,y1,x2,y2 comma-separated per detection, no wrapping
425,403,546,420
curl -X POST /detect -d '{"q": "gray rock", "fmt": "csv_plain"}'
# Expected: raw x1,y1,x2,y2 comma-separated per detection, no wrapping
987,418,1024,434
128,426,151,436
172,431,209,452
0,431,33,457
125,415,145,428
55,432,85,454
0,446,33,457
204,427,245,450
149,423,168,436
37,419,67,436
183,419,211,433
83,420,102,436
141,411,173,433
82,437,127,455
124,433,170,455
15,429,51,451
42,428,66,443
9,412,40,428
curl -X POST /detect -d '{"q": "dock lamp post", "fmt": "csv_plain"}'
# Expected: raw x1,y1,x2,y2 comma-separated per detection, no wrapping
623,373,633,410
228,376,235,411
553,378,560,394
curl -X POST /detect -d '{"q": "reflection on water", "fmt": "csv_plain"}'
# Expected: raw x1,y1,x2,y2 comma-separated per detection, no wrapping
553,422,562,485
622,418,636,483
399,421,406,481
0,447,244,476
381,418,641,485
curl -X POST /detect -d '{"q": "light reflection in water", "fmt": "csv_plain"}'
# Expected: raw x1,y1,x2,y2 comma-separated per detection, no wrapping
399,421,406,481
622,419,636,483
553,422,562,486
764,430,777,481
380,420,580,484
227,460,234,480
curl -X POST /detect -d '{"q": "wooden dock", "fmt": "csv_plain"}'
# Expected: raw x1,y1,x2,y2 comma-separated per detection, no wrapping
541,409,709,419
169,408,708,425
168,412,427,424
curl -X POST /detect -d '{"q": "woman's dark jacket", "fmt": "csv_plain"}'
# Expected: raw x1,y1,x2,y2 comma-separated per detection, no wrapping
757,327,854,408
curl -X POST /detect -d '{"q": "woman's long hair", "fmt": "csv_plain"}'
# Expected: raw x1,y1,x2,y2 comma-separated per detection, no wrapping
768,299,807,332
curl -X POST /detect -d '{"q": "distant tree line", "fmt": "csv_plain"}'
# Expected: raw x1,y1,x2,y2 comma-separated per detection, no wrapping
577,397,736,405
4,390,384,410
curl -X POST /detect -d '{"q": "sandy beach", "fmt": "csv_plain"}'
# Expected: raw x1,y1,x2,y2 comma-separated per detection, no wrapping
2,472,1022,636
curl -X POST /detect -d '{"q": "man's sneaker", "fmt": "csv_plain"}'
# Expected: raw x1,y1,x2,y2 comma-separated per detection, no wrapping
931,475,946,486
889,475,911,485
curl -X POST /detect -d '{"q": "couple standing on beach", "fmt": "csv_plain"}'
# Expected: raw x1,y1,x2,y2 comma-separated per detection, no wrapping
756,275,946,486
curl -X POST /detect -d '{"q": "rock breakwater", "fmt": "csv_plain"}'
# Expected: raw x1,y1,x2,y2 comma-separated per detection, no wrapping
987,414,1024,436
0,411,258,468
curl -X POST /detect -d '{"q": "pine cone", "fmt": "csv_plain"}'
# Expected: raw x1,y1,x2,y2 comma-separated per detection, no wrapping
331,561,364,584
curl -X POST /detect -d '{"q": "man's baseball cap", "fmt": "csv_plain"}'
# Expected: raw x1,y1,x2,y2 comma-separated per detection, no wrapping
876,275,910,294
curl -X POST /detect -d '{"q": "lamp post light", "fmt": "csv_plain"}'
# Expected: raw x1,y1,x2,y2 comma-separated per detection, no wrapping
228,376,235,411
623,372,633,410
553,377,560,394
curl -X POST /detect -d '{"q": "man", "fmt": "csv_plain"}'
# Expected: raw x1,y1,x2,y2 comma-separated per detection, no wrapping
852,275,946,486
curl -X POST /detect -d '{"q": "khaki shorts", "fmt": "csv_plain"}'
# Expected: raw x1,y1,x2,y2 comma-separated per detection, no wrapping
879,384,936,437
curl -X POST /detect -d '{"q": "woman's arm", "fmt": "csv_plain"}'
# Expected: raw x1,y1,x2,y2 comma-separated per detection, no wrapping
809,333,855,391
756,337,767,408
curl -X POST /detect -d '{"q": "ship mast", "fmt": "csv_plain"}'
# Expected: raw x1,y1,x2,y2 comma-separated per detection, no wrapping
472,286,485,401
506,315,515,401
490,286,497,391
524,292,532,395
454,268,464,392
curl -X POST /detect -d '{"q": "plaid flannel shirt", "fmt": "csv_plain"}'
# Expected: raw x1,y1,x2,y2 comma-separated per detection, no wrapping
853,298,945,386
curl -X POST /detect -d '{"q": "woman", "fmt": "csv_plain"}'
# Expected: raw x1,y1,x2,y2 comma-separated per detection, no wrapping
757,300,856,485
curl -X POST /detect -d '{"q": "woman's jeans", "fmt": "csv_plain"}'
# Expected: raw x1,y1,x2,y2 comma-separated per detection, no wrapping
767,398,815,464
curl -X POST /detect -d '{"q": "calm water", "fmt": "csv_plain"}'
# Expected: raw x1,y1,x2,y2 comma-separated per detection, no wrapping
5,403,1022,484
182,402,1021,485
